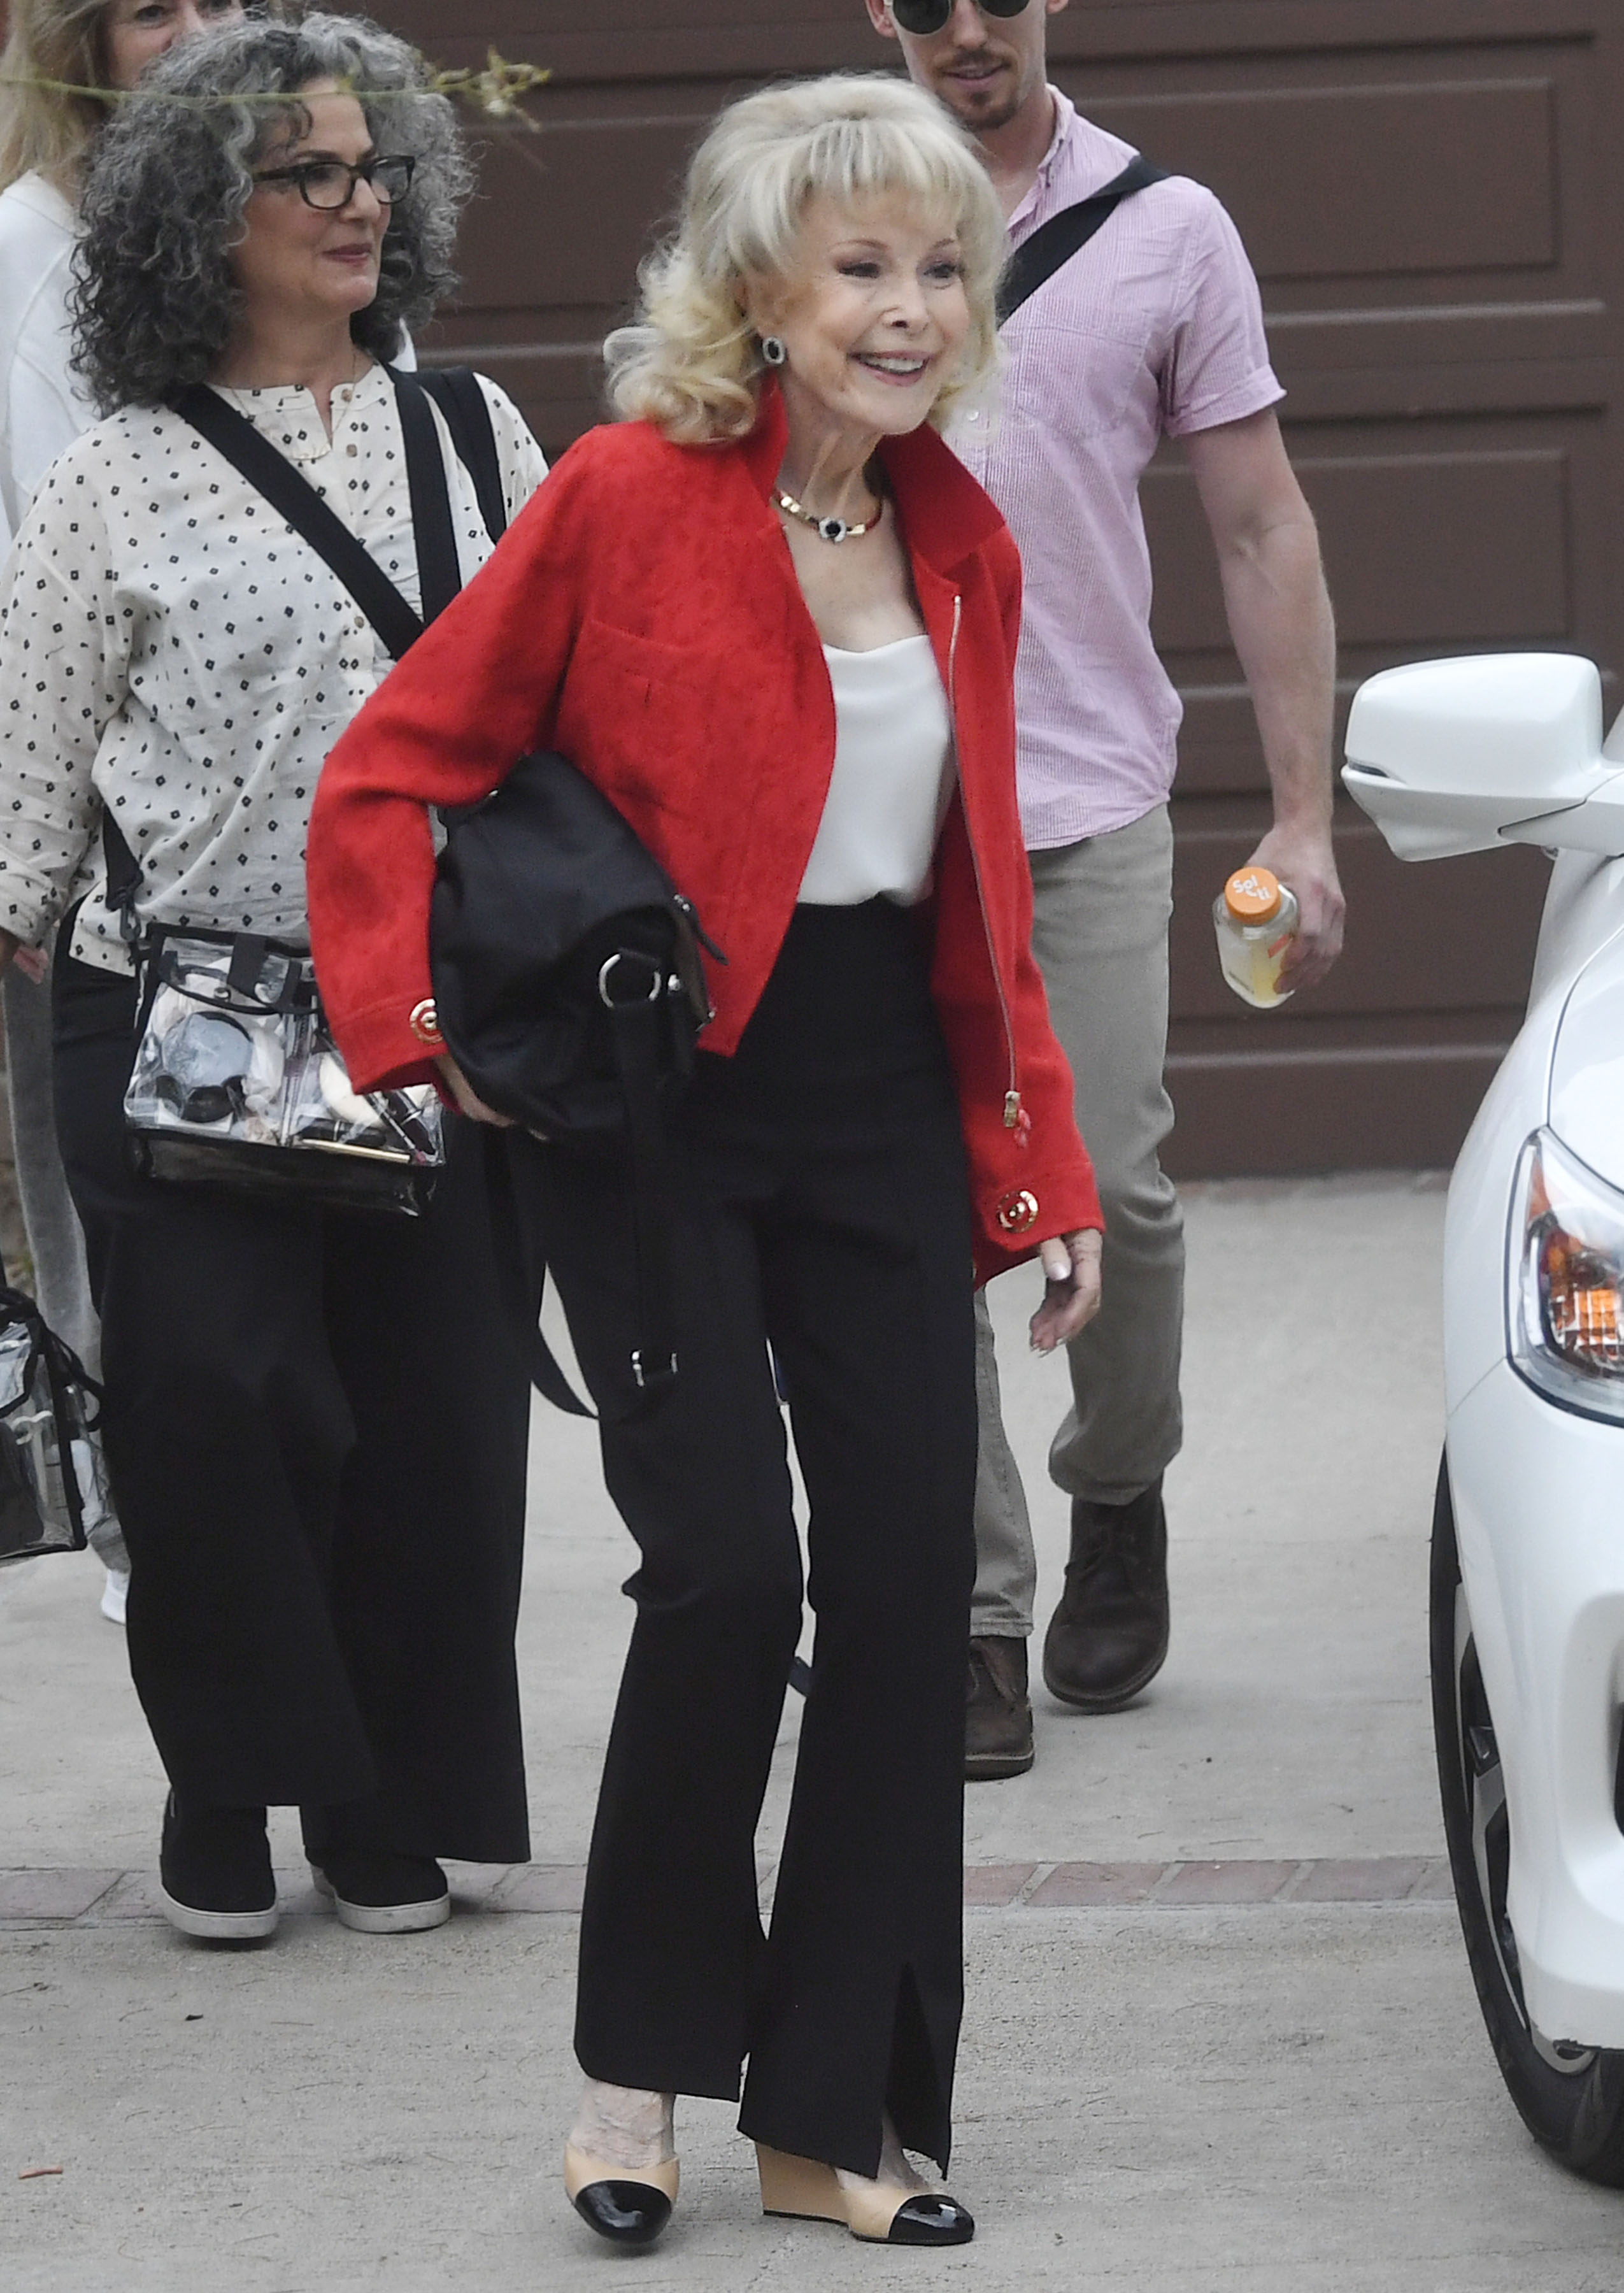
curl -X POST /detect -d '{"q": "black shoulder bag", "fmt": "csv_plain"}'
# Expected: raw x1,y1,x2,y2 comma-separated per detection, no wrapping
995,152,1169,325
430,753,720,1418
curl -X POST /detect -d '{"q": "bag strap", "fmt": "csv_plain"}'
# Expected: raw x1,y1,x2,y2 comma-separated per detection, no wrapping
411,367,509,545
479,964,685,1425
169,367,484,657
995,153,1169,327
123,375,481,935
482,1130,595,1417
388,368,464,624
169,383,429,661
605,987,680,1404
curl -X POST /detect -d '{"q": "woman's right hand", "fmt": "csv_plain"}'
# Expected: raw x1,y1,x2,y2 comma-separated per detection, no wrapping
436,1053,515,1127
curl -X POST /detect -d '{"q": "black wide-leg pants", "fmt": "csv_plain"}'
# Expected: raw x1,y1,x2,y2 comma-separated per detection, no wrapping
50,953,531,1859
521,901,977,2178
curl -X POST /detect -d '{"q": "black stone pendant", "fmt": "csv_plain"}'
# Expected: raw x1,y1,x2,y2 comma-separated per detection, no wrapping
818,516,848,544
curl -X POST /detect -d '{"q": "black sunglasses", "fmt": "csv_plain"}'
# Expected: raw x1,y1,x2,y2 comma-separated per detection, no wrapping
891,0,1031,34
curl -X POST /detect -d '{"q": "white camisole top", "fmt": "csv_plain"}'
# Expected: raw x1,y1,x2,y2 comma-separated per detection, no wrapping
797,634,955,908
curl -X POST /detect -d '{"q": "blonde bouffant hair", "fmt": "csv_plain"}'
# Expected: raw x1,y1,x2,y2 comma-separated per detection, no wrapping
605,75,1006,445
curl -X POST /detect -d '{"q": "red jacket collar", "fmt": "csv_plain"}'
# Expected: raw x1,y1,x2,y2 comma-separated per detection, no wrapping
738,376,1006,579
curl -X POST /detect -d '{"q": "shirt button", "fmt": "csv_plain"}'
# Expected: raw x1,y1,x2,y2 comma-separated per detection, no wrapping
347,443,359,457
408,998,444,1047
995,1189,1039,1236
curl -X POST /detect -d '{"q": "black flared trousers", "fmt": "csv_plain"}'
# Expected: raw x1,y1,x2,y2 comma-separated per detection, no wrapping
519,900,978,2178
50,953,531,1859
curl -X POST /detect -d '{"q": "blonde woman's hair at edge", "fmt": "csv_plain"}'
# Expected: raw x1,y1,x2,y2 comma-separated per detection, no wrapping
605,74,1006,445
0,0,118,190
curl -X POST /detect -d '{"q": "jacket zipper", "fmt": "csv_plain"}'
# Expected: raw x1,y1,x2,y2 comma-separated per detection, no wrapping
946,592,1022,1132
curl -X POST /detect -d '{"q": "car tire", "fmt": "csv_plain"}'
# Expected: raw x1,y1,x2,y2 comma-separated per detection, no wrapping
1432,1452,1624,2182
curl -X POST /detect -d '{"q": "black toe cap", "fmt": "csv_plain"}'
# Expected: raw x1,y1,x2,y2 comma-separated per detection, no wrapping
888,2193,976,2245
571,2179,674,2247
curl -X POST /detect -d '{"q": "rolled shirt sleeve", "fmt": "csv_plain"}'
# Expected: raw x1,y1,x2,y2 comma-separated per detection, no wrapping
1160,190,1285,439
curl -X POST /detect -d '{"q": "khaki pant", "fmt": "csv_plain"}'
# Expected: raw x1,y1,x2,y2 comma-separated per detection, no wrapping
972,805,1185,1638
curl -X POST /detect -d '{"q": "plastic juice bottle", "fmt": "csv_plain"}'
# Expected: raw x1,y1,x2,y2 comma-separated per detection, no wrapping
1213,866,1300,1009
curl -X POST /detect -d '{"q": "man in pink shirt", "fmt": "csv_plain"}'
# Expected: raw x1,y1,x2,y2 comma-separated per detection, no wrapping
867,0,1344,1777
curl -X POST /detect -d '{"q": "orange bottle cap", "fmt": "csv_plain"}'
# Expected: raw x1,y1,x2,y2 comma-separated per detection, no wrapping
1224,866,1283,924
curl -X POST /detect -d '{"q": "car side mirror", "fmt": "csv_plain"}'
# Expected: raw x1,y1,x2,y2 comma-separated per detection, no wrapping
1343,654,1607,860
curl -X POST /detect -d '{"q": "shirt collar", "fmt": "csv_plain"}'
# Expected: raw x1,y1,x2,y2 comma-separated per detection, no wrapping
211,362,387,464
1008,85,1076,232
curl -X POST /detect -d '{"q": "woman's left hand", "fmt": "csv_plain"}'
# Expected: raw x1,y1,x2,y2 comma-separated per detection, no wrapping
1029,1230,1103,1354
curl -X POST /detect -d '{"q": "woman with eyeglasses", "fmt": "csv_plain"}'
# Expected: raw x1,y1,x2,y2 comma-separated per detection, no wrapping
0,13,547,1940
0,0,254,1627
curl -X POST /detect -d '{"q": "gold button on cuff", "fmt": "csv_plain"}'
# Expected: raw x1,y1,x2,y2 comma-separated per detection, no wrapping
408,997,444,1047
995,1190,1039,1236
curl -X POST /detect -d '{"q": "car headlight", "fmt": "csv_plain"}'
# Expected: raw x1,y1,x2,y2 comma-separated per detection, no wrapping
1509,1128,1624,1421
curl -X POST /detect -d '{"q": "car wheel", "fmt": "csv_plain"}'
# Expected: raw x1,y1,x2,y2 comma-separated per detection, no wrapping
1432,1453,1624,2182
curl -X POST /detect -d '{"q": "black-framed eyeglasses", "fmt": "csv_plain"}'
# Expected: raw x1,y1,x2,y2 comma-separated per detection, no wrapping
252,154,417,211
890,0,1030,33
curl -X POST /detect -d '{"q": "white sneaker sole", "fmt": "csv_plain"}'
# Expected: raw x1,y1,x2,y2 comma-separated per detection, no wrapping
310,1868,451,1934
159,1886,278,1942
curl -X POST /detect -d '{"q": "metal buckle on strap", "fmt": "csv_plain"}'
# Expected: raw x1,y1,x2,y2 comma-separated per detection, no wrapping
630,1348,677,1392
598,951,664,1010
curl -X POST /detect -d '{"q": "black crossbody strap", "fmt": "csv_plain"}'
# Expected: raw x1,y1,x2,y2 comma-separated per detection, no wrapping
388,368,463,625
170,384,427,660
607,993,680,1404
476,979,684,1425
995,154,1170,327
412,367,509,544
482,1130,595,1418
101,806,143,940
478,997,682,1424
127,378,470,936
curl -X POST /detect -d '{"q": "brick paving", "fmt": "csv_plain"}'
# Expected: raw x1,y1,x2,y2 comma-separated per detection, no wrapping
0,1854,1455,1927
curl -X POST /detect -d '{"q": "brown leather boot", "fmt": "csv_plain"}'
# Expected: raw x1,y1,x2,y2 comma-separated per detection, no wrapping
965,1636,1035,1780
1042,1478,1169,1712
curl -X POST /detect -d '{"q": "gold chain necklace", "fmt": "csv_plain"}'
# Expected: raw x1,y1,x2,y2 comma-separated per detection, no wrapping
774,486,881,546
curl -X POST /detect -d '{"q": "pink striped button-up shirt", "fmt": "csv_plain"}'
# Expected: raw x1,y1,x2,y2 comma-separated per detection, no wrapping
951,92,1283,851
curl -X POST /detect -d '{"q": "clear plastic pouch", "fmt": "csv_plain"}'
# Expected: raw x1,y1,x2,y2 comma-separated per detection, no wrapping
124,931,444,1217
0,1289,109,1566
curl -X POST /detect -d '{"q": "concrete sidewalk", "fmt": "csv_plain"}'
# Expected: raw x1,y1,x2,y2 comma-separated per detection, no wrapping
5,1172,1617,2289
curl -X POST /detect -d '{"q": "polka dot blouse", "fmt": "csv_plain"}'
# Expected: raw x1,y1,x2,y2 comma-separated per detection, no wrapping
0,362,546,970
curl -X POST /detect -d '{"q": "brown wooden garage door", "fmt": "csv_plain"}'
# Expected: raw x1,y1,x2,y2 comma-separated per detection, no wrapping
157,6,1624,1171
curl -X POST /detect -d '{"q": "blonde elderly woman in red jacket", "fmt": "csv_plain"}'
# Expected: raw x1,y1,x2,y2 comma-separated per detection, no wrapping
308,75,1102,2254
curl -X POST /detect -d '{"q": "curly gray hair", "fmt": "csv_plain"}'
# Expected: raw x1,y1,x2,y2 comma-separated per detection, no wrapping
72,11,472,411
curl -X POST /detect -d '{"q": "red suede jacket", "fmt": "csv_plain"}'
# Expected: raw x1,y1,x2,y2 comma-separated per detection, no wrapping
306,384,1102,1281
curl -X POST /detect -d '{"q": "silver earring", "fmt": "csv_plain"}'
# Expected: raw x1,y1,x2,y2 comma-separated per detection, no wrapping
760,334,787,367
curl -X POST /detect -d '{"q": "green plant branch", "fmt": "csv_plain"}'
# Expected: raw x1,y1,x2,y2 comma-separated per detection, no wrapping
0,48,552,128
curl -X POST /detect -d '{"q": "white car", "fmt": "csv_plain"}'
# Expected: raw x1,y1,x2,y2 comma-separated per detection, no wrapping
1346,653,1624,2180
